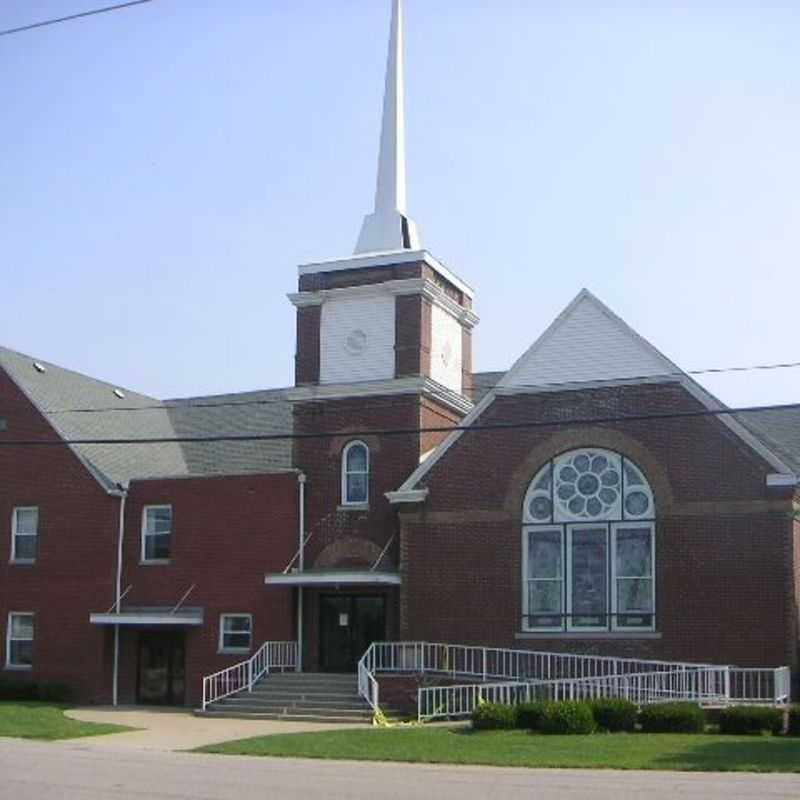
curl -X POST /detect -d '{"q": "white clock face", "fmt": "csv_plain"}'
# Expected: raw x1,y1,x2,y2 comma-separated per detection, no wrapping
344,329,368,356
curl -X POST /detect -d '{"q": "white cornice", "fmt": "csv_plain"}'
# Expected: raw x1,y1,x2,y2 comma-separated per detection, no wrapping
288,277,479,328
766,473,798,488
288,376,473,416
297,249,475,300
385,488,429,505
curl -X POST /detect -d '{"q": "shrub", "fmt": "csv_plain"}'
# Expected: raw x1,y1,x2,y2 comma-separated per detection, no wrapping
589,698,638,732
639,702,705,734
786,706,800,737
471,703,516,731
717,706,783,736
540,701,596,735
514,702,548,730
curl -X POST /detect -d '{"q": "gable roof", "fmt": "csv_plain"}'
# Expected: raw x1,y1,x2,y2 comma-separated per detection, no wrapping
0,346,294,491
396,290,798,494
498,289,681,392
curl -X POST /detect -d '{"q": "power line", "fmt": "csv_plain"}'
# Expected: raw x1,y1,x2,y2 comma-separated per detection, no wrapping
0,0,153,37
2,400,799,447
38,358,800,416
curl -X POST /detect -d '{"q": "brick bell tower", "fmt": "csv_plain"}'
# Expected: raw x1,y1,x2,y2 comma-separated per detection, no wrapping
288,0,478,439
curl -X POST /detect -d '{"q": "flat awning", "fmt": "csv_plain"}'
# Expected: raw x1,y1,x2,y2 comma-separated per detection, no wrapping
265,570,401,587
89,608,204,627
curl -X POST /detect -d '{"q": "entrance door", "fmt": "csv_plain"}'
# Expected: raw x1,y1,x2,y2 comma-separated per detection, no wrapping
137,632,186,705
319,595,385,672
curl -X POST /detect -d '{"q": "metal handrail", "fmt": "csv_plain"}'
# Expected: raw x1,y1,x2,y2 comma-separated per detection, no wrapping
201,640,297,711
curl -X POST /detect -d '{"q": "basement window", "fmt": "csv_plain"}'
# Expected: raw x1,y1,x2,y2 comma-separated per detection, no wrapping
219,614,252,653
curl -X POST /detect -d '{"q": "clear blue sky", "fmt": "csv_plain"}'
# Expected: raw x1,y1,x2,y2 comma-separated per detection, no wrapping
2,0,798,407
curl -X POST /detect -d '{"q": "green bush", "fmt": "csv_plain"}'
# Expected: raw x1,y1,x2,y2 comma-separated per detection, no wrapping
471,702,516,731
514,702,548,730
717,706,783,736
589,698,638,732
786,706,800,737
639,702,705,734
540,701,596,735
0,678,72,703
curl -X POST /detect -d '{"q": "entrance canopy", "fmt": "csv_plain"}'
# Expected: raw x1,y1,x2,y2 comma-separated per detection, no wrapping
264,569,401,587
89,608,204,627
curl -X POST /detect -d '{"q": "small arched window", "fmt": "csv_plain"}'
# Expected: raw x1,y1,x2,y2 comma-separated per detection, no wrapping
342,441,369,505
522,448,656,633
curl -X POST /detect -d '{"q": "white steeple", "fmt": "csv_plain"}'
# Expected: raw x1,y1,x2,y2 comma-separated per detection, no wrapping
355,0,422,254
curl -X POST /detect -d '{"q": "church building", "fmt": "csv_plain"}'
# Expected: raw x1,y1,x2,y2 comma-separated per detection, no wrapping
1,0,798,712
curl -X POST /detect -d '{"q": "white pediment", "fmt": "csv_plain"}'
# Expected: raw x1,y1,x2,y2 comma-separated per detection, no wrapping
498,290,679,391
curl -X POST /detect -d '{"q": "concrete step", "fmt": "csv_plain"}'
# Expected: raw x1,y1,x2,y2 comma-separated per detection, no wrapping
197,709,377,724
248,689,362,701
225,696,369,709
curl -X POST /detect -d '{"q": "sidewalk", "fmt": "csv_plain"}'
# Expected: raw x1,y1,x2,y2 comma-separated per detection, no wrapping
62,706,365,751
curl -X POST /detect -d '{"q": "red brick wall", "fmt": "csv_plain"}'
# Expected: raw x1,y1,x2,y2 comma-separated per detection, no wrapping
398,382,798,670
0,367,118,702
116,472,298,706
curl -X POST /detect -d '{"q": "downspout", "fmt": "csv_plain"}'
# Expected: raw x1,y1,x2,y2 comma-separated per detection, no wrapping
297,473,306,673
113,483,129,707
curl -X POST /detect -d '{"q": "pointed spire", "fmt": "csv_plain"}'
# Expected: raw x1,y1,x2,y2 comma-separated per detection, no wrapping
355,0,422,254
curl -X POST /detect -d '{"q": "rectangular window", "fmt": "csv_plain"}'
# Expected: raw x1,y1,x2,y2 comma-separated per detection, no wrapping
612,523,655,630
11,507,38,563
219,614,252,653
567,525,608,631
524,527,563,630
6,613,34,669
142,506,172,563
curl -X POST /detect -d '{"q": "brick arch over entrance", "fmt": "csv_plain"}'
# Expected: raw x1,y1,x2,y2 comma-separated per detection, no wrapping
503,425,675,516
313,537,395,571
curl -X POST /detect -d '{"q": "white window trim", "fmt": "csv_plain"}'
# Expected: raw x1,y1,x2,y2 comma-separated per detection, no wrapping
522,525,564,633
218,613,253,654
5,612,34,671
566,524,610,633
10,507,38,565
341,441,370,506
141,505,173,564
610,521,656,633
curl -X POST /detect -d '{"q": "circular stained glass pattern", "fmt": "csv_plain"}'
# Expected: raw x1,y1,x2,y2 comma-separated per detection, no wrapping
529,495,552,521
625,490,651,517
554,450,622,520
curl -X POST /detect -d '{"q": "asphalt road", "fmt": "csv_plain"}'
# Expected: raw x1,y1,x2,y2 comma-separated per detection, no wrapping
1,738,799,800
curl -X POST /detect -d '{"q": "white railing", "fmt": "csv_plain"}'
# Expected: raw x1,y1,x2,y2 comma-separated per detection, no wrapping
417,667,733,721
202,640,297,711
729,667,792,706
363,641,717,682
355,642,791,722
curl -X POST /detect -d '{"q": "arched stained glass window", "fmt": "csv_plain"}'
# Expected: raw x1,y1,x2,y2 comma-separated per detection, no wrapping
522,448,656,633
342,441,370,505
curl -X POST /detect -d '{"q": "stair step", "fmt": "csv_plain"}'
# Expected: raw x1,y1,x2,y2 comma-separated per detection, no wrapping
197,710,377,723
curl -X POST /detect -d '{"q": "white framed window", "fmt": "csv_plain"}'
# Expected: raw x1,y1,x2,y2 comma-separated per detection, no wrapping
6,612,34,670
141,505,172,563
341,441,369,505
522,448,656,633
219,614,252,653
11,507,38,563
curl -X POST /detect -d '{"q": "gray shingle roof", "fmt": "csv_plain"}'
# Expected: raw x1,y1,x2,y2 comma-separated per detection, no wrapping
0,346,294,491
738,408,800,473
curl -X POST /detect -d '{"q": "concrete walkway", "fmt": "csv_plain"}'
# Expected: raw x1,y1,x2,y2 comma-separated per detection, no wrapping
63,706,365,751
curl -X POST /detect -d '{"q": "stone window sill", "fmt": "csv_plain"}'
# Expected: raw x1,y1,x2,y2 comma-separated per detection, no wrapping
337,503,370,513
516,631,662,641
139,559,172,566
9,560,35,566
3,664,33,672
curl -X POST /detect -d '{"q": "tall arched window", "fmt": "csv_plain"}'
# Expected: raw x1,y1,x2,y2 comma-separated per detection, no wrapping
522,448,656,633
342,441,369,505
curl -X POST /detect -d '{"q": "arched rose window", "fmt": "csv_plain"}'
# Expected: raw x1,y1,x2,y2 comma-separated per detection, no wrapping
522,449,656,633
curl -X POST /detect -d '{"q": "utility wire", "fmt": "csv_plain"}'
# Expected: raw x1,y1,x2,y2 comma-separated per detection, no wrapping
2,400,799,447
0,0,152,37
37,359,800,416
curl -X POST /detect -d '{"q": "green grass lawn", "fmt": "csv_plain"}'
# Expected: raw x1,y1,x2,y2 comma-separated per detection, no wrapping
0,703,132,741
198,726,800,773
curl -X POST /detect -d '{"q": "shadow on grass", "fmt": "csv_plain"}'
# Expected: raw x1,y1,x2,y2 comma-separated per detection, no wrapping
650,738,800,773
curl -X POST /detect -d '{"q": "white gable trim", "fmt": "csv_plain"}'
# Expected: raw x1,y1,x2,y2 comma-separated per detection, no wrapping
394,289,795,494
